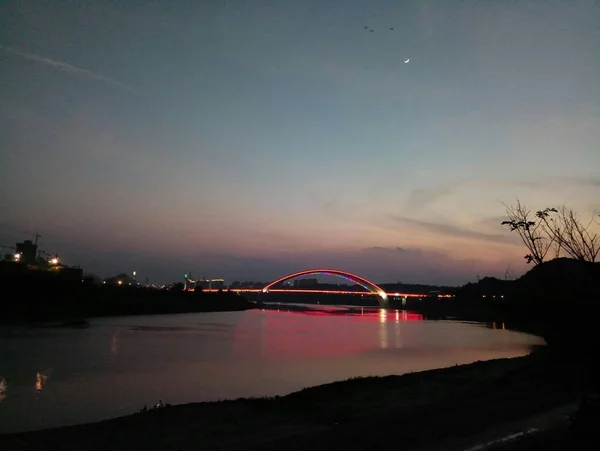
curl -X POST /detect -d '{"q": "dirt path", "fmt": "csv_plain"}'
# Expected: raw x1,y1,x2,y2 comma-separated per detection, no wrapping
424,403,577,451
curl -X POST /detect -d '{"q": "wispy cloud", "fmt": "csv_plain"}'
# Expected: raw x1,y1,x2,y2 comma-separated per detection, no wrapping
391,215,516,244
404,175,600,214
0,46,140,94
364,246,410,253
405,180,467,210
515,175,600,190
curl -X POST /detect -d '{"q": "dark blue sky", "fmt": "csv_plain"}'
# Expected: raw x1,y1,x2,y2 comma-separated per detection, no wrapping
1,0,599,284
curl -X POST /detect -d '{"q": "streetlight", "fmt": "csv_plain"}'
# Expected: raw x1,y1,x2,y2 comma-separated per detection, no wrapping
50,257,59,265
14,253,21,262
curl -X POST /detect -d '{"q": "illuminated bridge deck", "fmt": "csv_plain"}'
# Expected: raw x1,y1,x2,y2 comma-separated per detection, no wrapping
203,288,452,298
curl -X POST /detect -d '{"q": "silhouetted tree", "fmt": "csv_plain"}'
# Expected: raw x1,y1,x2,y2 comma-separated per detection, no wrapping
502,199,556,265
503,200,600,264
536,206,600,263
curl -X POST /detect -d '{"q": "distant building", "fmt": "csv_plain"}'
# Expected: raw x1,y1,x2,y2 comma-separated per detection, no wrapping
294,278,318,288
103,273,137,286
211,279,224,290
229,280,264,289
184,278,197,292
15,240,37,264
198,278,225,290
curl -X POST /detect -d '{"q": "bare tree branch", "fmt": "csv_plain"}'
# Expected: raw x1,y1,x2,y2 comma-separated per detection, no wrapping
501,199,556,265
536,206,600,263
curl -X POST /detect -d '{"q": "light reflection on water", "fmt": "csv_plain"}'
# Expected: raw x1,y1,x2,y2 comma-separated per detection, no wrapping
35,371,50,392
0,308,543,434
0,377,7,403
110,332,120,357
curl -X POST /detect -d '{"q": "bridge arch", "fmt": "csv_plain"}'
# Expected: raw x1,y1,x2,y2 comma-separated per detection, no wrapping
262,269,388,303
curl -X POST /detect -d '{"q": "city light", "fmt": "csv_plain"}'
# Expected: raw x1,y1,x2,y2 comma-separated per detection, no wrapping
14,253,21,261
118,280,123,285
50,258,59,265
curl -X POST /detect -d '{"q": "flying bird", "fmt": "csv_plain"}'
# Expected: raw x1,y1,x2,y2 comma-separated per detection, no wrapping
370,29,375,32
390,27,394,30
404,58,410,63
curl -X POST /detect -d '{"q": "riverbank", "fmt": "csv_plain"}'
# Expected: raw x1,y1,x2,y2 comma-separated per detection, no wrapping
1,285,255,323
0,348,582,451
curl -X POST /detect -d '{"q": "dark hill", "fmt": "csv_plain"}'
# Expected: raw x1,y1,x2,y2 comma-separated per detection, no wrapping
511,258,600,321
511,258,600,392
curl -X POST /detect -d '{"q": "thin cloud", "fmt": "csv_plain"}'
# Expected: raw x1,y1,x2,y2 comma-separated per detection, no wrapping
0,46,140,94
478,215,511,231
391,215,516,244
515,175,600,189
406,181,464,210
402,179,479,212
365,246,410,253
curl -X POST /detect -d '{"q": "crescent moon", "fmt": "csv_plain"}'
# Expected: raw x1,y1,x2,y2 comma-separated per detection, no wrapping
404,58,410,63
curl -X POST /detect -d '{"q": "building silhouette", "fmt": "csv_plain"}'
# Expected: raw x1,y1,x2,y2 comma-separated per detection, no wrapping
198,278,224,290
15,240,37,264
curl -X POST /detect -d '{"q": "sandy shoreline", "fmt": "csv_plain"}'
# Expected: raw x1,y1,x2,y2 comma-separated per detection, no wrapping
0,348,578,451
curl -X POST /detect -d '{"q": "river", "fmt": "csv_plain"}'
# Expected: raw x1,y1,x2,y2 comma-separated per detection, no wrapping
0,305,544,434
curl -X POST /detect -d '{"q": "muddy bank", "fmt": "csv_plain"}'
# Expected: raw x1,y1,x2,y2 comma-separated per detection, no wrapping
0,348,579,451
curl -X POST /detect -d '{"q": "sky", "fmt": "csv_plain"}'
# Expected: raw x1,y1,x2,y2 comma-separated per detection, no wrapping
1,0,599,285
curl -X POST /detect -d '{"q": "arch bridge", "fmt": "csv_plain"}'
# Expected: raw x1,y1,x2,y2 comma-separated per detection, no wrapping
262,269,388,306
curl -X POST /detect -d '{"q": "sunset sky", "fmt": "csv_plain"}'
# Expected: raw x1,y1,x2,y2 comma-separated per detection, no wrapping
1,0,598,285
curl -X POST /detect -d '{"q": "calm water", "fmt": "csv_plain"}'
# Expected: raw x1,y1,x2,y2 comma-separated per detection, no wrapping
0,306,544,434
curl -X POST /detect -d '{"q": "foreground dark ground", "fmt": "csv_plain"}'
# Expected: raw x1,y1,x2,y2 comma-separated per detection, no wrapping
1,348,596,451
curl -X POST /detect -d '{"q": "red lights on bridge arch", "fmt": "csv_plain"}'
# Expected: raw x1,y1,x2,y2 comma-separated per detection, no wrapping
262,269,388,300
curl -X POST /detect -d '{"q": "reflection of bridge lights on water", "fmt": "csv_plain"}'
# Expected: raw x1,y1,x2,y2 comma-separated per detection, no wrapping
35,371,50,392
110,332,120,357
379,309,388,348
379,309,387,324
0,377,7,402
235,306,425,359
378,309,411,349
